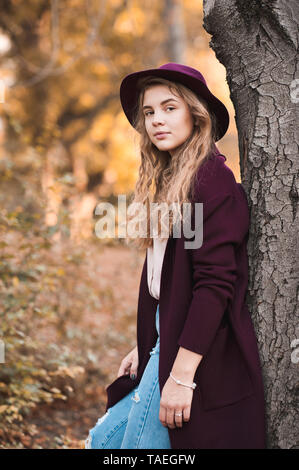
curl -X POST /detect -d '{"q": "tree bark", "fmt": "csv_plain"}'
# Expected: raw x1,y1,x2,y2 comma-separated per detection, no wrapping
202,0,299,449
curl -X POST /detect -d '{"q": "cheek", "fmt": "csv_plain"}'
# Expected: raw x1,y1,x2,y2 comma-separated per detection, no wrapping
174,111,191,132
184,114,194,135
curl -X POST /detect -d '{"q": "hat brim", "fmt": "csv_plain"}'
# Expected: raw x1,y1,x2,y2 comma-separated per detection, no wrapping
120,67,229,141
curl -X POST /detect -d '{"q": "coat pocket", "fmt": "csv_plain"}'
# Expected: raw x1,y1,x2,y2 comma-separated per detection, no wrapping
196,324,255,412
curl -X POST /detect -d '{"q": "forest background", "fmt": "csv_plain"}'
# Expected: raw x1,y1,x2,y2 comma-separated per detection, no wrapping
0,0,243,448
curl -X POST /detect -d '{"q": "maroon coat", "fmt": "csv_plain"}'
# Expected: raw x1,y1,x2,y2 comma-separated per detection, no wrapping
105,150,267,449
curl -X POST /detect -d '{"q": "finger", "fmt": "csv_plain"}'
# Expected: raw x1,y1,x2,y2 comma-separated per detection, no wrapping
117,360,131,378
174,410,183,428
183,406,191,422
159,404,167,427
166,408,176,429
132,356,138,369
130,360,139,379
117,367,128,377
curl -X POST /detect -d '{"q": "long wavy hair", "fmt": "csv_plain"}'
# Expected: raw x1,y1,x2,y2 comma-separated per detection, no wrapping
124,75,219,250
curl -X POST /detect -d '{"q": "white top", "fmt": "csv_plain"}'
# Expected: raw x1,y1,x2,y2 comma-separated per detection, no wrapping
147,237,168,300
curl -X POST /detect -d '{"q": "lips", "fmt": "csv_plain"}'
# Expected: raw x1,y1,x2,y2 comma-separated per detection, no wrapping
154,132,170,137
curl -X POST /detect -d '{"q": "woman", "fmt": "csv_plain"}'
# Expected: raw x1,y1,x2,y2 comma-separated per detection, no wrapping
85,63,266,449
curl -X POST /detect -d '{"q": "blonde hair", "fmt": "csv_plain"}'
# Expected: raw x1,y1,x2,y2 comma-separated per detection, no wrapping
124,76,218,250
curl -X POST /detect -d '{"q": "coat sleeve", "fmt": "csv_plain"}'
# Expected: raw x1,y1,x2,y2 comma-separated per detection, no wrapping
177,190,249,357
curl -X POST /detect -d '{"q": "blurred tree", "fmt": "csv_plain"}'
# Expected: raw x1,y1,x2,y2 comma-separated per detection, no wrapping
162,0,187,62
0,1,239,235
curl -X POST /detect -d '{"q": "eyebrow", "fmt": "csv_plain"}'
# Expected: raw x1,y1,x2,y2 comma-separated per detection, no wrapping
142,98,179,110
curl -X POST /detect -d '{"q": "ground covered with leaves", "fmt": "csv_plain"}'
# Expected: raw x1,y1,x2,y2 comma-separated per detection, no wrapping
0,210,144,448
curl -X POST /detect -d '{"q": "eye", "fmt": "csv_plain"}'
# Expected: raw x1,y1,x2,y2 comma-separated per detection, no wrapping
144,106,175,117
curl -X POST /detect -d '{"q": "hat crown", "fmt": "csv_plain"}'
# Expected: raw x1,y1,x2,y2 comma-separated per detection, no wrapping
158,62,207,86
119,62,229,141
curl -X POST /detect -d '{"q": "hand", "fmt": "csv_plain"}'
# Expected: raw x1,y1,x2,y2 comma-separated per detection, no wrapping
159,375,193,429
117,345,138,380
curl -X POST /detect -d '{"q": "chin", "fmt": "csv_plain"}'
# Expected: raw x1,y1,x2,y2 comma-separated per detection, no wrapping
156,144,173,151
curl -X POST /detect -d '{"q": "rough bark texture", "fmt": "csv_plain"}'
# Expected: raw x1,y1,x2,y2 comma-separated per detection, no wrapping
203,0,298,449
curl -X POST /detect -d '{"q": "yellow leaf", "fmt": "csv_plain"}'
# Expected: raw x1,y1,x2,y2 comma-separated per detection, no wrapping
23,377,34,384
79,93,95,108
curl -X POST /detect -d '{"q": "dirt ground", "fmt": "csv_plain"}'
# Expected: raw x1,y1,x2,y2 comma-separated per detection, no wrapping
4,243,146,449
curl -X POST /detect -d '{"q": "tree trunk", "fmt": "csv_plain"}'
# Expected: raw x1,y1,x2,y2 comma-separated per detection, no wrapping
162,0,187,63
202,0,299,449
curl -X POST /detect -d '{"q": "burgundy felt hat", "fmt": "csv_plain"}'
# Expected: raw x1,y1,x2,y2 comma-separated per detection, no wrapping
119,62,229,141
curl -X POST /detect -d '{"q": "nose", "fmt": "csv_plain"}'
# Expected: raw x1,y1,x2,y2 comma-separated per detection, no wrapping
152,111,165,126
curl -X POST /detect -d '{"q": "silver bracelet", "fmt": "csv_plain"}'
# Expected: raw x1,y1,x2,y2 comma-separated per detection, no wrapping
169,372,197,390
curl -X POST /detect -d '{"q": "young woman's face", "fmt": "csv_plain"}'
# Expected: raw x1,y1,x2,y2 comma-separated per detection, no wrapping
142,85,194,157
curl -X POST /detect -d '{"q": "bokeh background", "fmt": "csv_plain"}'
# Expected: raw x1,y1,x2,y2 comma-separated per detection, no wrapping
0,0,241,448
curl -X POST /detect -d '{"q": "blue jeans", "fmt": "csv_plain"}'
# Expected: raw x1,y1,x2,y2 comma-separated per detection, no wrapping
85,304,171,449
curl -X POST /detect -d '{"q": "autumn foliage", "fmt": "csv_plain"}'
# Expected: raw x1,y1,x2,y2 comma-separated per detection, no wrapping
0,0,238,448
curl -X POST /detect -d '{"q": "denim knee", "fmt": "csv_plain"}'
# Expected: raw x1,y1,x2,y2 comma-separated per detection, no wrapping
85,408,112,448
85,408,129,449
85,387,137,449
